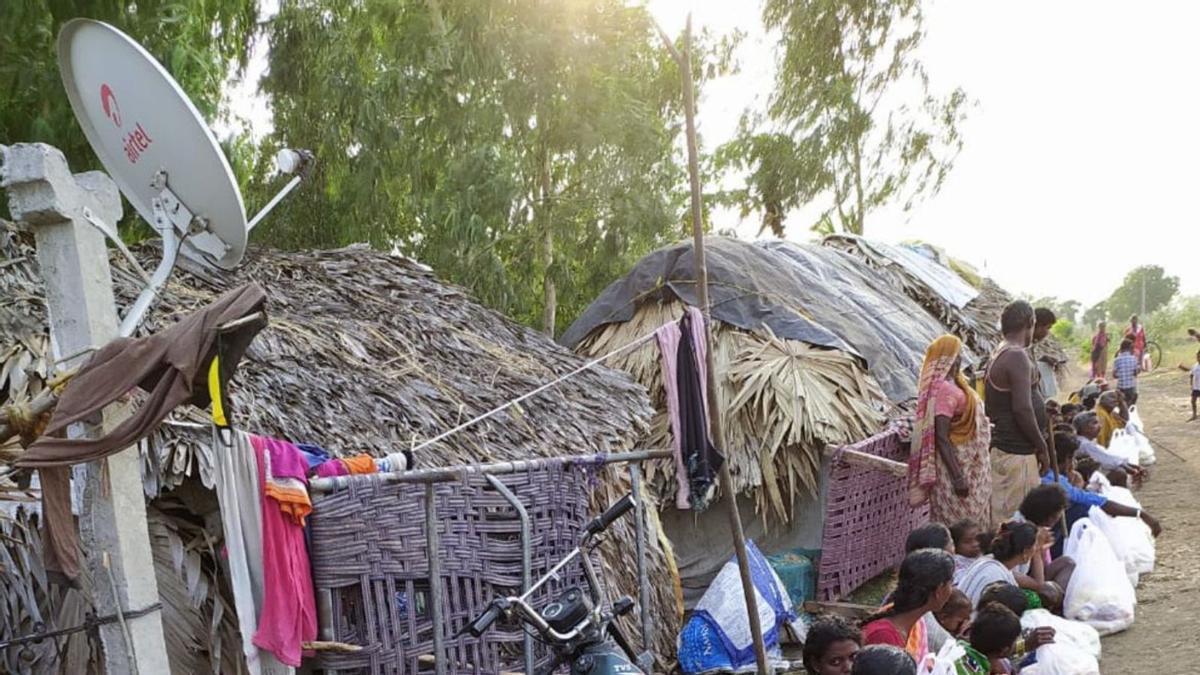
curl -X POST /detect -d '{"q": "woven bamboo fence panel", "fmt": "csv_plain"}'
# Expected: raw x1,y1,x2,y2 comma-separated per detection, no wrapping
308,463,591,674
817,424,928,600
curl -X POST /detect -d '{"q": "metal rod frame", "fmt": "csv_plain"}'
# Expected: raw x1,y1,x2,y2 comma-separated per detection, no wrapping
309,449,671,494
484,475,534,675
359,451,666,674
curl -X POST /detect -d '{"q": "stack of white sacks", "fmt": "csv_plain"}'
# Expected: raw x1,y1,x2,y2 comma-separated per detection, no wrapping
1019,407,1158,674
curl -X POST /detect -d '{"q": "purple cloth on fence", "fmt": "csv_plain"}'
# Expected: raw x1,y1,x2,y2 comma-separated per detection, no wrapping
657,306,722,510
315,459,348,478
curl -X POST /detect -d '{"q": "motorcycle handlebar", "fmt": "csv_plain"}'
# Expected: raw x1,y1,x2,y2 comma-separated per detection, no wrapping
466,601,503,638
587,494,636,536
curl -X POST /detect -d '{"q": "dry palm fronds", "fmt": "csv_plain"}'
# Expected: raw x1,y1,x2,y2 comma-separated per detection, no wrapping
0,217,675,669
0,507,95,674
577,300,887,524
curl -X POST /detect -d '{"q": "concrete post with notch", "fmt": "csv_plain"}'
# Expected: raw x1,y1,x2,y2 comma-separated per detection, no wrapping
1,142,169,673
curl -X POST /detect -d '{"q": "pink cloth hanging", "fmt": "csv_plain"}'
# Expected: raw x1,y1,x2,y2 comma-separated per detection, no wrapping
250,435,317,667
656,305,711,510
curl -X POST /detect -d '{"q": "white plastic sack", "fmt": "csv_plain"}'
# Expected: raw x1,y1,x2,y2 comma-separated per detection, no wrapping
1106,429,1140,467
1086,470,1111,494
1028,642,1101,675
917,639,965,675
1021,609,1102,660
1063,520,1136,635
1123,409,1157,465
1088,490,1155,582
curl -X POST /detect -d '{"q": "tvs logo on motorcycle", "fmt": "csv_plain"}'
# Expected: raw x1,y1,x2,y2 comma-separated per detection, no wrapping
100,84,121,127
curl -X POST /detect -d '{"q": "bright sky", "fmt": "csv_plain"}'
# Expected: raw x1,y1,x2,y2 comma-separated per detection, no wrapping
228,1,1200,310
648,0,1200,310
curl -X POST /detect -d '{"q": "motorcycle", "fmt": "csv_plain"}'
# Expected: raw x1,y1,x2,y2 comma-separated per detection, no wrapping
462,494,653,674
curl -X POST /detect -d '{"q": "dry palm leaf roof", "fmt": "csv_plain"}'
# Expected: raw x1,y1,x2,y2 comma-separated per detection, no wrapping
0,218,685,667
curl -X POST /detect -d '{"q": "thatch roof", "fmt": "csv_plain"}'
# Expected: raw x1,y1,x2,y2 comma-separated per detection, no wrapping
0,219,681,669
824,235,1070,373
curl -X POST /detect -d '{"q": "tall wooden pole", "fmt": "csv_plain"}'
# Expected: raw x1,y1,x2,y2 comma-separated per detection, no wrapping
655,17,770,672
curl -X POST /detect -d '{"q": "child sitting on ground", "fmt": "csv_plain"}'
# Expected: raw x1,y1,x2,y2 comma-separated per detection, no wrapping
958,603,1024,674
934,589,973,638
949,520,983,575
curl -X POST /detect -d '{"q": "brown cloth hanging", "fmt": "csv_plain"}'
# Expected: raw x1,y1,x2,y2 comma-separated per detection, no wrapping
20,282,268,582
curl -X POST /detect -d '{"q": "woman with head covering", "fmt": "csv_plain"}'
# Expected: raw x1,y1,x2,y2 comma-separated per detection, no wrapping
1090,321,1109,378
908,335,993,526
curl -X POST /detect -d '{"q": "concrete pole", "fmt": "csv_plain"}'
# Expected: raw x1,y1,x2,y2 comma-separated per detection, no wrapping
1,143,169,673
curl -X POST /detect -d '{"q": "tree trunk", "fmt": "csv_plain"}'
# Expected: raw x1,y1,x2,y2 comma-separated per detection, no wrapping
851,141,866,235
540,147,556,336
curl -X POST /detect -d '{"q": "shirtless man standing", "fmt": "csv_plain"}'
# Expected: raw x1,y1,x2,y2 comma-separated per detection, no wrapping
983,300,1050,527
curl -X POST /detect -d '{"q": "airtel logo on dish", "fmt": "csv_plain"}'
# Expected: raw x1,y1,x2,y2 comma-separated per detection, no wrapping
100,83,122,127
100,83,155,164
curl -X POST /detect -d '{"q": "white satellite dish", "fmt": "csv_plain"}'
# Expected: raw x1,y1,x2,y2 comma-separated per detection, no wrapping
57,19,311,336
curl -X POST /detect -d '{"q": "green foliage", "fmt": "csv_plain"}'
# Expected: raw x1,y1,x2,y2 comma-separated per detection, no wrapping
1106,265,1180,322
1050,319,1074,345
1030,297,1082,325
1144,295,1200,367
255,0,733,334
0,0,259,226
1082,301,1108,329
716,0,969,235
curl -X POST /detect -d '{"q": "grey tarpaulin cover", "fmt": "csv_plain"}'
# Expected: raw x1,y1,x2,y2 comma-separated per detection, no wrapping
850,237,979,310
561,237,952,402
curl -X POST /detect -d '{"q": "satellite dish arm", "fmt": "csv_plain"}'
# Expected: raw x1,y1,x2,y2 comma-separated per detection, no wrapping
119,223,181,337
247,148,313,232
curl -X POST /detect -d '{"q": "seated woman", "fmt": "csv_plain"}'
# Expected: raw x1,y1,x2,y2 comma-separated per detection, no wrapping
955,522,1042,607
1095,390,1128,447
862,549,956,664
850,644,916,675
803,615,861,675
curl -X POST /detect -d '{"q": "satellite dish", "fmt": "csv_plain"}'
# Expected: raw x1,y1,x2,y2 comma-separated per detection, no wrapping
59,19,247,270
56,19,312,336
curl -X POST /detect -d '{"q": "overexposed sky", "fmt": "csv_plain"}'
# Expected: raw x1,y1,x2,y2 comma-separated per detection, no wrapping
228,0,1200,310
648,0,1200,310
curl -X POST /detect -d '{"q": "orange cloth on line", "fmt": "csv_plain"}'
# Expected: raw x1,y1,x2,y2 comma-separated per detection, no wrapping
342,454,378,475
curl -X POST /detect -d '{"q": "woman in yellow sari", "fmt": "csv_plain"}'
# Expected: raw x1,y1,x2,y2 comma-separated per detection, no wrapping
908,335,993,526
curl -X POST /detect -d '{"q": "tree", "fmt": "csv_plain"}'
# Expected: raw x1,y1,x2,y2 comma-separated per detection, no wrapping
1082,302,1108,330
716,0,968,235
1030,297,1082,324
1,1,259,225
258,0,730,334
1107,265,1179,323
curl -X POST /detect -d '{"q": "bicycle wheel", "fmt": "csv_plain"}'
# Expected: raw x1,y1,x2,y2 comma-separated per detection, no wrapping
1145,341,1163,370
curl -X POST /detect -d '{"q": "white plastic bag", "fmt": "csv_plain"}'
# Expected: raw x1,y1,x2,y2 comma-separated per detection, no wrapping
1088,489,1155,583
1029,642,1101,675
1106,429,1140,467
917,639,965,675
1118,407,1157,464
1063,520,1136,635
1086,470,1111,494
1020,609,1101,659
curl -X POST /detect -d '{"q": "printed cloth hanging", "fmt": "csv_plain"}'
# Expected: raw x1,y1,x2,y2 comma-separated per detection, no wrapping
18,283,267,582
657,306,724,510
250,435,318,667
213,430,294,675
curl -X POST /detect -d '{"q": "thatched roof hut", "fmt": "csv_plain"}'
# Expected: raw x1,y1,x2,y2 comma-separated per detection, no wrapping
561,235,1059,606
0,219,675,672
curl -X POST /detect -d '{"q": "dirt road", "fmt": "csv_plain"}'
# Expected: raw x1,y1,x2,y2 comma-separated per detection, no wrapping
1099,369,1200,673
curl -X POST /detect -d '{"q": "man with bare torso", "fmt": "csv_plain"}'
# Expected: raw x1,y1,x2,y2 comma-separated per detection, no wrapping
983,300,1050,528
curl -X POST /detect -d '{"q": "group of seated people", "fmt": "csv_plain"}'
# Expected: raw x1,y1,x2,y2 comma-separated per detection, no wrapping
801,383,1161,674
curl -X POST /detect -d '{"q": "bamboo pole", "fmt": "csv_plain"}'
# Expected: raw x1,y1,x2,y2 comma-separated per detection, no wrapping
654,15,769,672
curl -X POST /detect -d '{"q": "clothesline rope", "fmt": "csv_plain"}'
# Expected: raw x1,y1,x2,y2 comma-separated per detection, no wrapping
408,327,663,455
